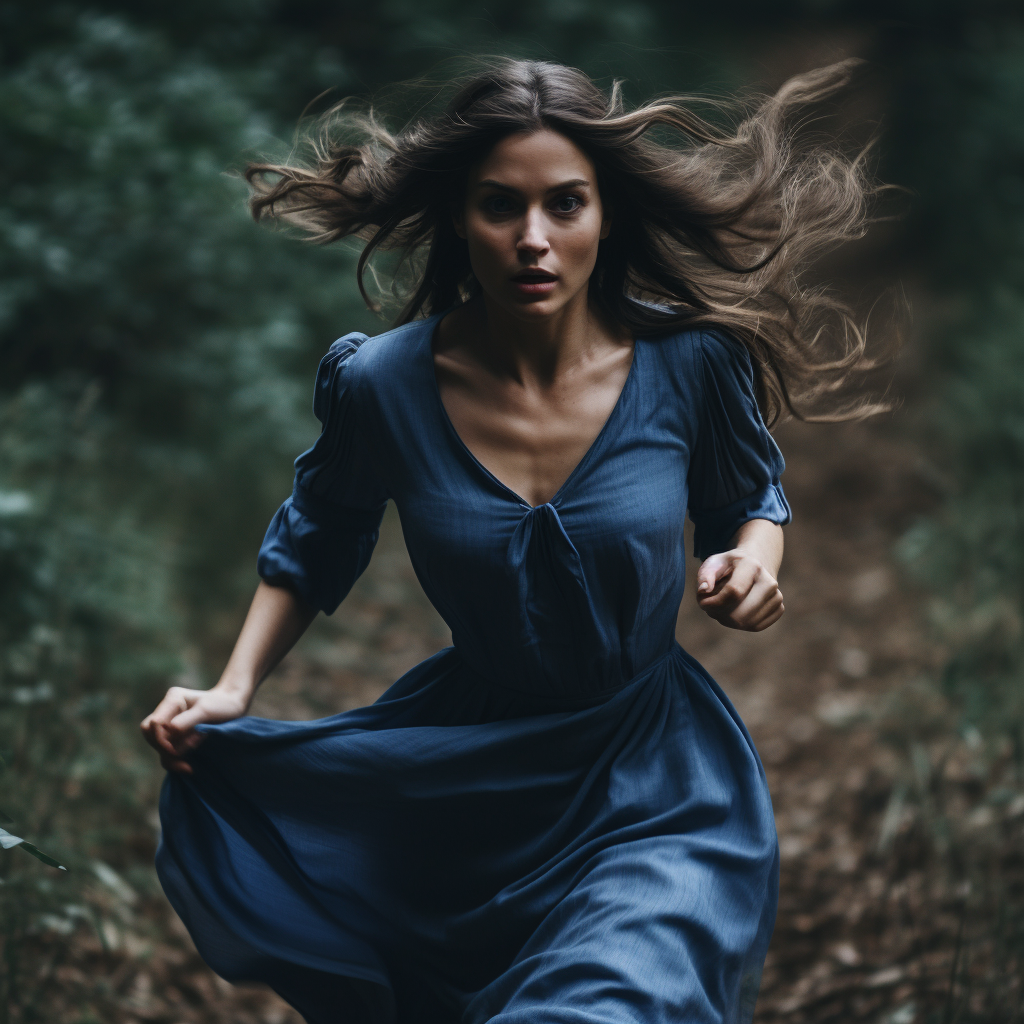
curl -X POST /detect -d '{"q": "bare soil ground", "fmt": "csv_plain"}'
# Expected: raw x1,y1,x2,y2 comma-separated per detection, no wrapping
42,416,974,1024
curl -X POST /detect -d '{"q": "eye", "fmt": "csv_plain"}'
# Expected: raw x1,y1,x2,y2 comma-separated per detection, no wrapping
483,195,517,215
552,194,584,214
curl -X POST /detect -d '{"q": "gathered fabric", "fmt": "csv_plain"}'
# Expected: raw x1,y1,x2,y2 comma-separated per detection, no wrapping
157,314,790,1024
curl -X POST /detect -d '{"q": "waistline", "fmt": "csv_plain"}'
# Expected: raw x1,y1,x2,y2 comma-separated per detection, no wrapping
453,645,682,710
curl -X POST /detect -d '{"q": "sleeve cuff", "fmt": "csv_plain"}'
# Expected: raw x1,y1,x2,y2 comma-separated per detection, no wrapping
690,483,791,560
257,488,387,615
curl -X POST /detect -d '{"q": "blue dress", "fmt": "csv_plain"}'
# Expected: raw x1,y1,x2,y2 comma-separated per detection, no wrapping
156,311,791,1024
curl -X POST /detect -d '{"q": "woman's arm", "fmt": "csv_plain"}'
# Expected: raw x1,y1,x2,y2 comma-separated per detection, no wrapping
140,581,317,774
695,518,785,632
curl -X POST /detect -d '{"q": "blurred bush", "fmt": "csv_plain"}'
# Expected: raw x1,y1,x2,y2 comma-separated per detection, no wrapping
0,7,370,1014
878,17,1024,1016
891,22,1024,758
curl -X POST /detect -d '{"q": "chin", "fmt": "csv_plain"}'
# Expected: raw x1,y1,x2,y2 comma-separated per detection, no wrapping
508,305,565,326
503,291,571,319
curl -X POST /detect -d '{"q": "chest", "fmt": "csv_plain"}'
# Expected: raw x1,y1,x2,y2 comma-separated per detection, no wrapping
384,334,699,565
436,346,635,510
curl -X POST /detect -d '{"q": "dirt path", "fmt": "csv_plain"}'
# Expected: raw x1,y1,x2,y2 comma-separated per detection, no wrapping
54,415,952,1023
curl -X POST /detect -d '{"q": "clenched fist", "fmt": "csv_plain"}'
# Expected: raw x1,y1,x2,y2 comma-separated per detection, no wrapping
696,549,785,632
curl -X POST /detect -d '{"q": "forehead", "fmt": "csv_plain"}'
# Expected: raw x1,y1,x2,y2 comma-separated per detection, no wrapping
471,129,596,187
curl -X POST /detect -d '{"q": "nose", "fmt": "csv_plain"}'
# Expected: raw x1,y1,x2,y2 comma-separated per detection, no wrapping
517,207,550,258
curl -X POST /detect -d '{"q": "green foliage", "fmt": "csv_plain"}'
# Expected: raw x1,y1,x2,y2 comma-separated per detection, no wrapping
877,20,1024,1018
899,295,1024,754
889,22,1024,764
0,8,372,1013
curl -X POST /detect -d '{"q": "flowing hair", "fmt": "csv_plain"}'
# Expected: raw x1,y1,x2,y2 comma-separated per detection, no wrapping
245,58,898,424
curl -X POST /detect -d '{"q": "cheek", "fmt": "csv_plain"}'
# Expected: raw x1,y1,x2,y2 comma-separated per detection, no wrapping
557,218,604,273
465,217,512,268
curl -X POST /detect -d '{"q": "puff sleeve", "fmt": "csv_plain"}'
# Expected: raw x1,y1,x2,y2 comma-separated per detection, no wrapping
686,330,792,560
257,333,389,614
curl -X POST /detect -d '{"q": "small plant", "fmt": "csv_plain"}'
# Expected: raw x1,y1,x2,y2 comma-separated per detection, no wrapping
0,825,67,872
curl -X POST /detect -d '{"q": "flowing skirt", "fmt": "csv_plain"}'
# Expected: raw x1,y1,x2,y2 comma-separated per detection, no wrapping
156,643,778,1024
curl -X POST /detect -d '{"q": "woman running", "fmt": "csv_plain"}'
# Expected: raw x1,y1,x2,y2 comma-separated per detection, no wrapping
143,58,882,1024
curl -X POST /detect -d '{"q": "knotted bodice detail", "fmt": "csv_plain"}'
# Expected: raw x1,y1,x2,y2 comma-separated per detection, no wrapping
503,501,617,698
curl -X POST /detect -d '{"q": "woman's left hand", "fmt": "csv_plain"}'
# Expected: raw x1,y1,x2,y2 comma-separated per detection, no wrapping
696,549,785,632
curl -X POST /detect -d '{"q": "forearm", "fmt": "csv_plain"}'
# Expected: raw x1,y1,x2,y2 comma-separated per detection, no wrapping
215,581,318,703
730,518,784,578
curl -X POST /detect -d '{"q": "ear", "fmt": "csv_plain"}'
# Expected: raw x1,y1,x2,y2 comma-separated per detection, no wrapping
599,205,612,240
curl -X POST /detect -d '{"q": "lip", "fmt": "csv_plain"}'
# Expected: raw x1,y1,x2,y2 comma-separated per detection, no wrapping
511,270,559,297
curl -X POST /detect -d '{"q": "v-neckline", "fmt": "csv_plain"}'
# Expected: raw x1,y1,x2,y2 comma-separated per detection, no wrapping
424,312,639,511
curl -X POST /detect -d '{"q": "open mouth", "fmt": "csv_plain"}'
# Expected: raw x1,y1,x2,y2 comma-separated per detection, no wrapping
511,270,559,297
512,270,558,283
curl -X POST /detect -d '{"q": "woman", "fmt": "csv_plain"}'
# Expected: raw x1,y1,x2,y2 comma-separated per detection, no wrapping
142,59,882,1023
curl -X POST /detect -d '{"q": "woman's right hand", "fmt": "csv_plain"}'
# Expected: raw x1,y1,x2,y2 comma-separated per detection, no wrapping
141,581,318,775
141,685,251,775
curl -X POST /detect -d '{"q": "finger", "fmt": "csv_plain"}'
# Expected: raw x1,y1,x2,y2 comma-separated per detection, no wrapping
159,751,194,775
701,596,747,627
726,579,780,625
748,601,785,632
738,591,785,632
141,725,168,754
144,690,194,731
143,689,197,743
702,585,782,631
169,702,216,734
155,721,188,756
696,554,732,596
699,560,760,610
142,719,178,756
702,607,736,628
141,708,177,743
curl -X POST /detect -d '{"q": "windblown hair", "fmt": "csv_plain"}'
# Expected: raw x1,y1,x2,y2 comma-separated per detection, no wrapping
246,58,896,424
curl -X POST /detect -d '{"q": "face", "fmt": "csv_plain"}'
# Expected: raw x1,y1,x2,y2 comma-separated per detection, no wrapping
454,129,611,321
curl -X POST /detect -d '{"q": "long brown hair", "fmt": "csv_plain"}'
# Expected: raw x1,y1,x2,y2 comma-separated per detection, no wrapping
246,58,896,424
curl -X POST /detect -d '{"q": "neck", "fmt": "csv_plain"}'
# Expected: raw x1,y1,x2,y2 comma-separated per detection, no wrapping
473,288,606,385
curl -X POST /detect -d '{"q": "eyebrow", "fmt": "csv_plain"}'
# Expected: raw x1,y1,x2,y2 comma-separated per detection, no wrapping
474,178,591,195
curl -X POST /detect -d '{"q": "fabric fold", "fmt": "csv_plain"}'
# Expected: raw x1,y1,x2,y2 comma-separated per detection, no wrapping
506,503,615,698
687,330,792,558
257,488,386,615
257,331,390,614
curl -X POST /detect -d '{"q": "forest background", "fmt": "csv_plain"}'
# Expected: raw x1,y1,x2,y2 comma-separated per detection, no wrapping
2,1,1023,1022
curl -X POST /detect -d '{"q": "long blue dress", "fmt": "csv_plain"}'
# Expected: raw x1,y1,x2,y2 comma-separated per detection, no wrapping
156,311,791,1024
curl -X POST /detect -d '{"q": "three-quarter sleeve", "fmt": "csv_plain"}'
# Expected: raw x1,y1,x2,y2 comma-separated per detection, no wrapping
687,330,791,560
257,333,389,614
